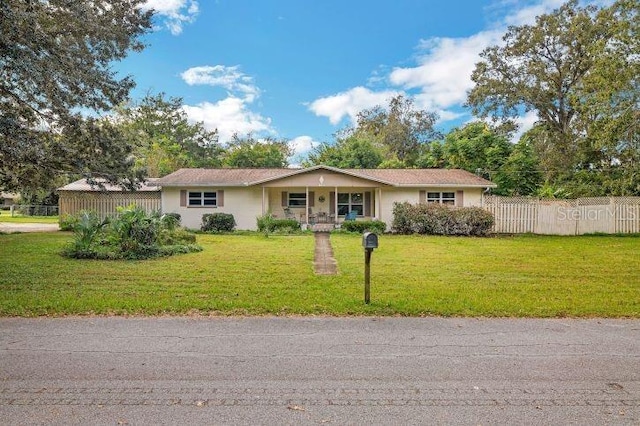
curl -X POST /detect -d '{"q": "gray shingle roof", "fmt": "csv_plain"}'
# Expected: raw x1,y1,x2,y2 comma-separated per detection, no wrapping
153,166,495,188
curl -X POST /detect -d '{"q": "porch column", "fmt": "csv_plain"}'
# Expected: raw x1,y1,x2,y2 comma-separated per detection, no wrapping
262,186,266,216
377,187,382,221
334,186,338,224
305,186,309,226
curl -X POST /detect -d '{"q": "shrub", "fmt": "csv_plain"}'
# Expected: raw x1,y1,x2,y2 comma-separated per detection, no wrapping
339,220,387,234
201,213,236,233
63,210,110,254
162,212,181,229
256,213,276,233
59,214,79,231
392,202,494,236
62,206,201,260
257,213,301,234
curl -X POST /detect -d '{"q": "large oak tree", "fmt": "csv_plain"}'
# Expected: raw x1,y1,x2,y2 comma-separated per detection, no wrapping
1,0,153,191
467,0,639,195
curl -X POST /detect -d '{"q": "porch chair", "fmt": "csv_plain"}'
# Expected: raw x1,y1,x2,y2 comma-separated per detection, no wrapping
307,207,317,225
344,211,357,221
283,207,297,221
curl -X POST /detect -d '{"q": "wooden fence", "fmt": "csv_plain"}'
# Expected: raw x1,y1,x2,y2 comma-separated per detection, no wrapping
59,191,161,220
484,196,640,235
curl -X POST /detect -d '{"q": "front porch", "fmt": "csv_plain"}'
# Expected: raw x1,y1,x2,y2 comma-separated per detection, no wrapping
255,167,388,230
262,186,380,229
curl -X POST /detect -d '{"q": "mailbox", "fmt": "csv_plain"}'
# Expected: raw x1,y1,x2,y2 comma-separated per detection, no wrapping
362,232,378,249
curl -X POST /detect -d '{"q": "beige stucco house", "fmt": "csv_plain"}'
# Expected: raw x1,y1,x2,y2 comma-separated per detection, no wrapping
153,165,496,230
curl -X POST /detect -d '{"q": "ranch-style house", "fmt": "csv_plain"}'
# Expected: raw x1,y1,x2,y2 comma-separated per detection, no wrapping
151,165,496,230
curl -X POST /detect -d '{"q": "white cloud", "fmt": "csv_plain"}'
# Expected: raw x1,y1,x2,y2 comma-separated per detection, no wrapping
180,65,260,102
502,0,567,26
290,135,316,157
308,87,401,125
182,97,273,143
309,0,593,129
390,30,502,112
143,0,199,35
287,135,317,167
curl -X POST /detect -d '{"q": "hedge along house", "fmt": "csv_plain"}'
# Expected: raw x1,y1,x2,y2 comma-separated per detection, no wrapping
152,165,496,231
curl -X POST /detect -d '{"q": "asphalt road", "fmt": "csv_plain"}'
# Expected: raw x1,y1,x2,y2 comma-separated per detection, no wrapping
1,317,638,425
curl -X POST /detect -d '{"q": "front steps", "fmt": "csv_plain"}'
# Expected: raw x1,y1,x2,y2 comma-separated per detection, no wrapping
309,223,336,233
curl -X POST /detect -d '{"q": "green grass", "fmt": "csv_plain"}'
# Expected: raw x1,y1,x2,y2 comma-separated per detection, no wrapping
0,214,59,224
0,232,638,317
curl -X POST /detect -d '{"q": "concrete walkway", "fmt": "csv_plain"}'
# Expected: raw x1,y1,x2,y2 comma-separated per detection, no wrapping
313,232,337,275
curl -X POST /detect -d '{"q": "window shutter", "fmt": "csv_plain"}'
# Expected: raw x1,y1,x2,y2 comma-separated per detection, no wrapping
419,190,426,204
309,191,315,207
329,191,335,214
456,190,464,207
180,190,187,207
281,191,288,207
364,191,371,216
218,190,224,207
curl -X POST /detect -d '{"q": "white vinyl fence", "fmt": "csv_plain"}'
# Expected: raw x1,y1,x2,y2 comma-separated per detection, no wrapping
484,196,640,235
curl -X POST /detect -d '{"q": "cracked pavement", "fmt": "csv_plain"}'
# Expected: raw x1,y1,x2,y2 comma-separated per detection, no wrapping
1,317,639,425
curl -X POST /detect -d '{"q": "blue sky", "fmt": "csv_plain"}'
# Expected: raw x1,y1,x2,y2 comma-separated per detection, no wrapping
119,0,603,161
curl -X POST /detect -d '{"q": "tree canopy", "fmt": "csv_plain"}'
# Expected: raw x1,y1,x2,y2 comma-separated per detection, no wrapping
1,0,153,191
467,0,639,195
419,122,542,196
305,135,383,169
115,93,222,177
348,94,439,167
222,134,293,168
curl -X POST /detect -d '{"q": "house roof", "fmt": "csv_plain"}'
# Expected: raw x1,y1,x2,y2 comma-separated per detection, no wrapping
58,178,160,192
153,166,496,188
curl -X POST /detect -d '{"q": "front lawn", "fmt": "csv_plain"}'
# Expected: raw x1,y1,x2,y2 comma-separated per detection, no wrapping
0,214,59,224
0,232,638,317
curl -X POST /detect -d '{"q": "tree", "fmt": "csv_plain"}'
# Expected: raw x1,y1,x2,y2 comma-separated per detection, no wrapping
440,122,512,177
492,138,543,196
305,135,383,169
419,122,542,196
467,0,639,193
116,93,222,177
223,134,292,168
351,94,439,166
1,1,153,191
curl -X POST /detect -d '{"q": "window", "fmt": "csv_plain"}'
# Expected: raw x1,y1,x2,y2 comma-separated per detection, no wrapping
427,192,455,205
338,192,363,216
188,191,217,207
288,192,306,207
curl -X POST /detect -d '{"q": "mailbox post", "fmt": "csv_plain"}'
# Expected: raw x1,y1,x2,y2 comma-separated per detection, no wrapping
362,232,378,304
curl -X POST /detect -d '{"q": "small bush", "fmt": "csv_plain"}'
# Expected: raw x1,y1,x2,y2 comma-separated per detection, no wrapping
162,212,181,229
201,213,236,233
59,214,79,231
257,214,301,234
392,202,494,236
62,206,201,260
339,220,387,234
256,213,276,232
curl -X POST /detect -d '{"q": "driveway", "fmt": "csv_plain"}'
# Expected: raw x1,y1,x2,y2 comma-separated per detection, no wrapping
0,317,638,425
0,222,59,233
